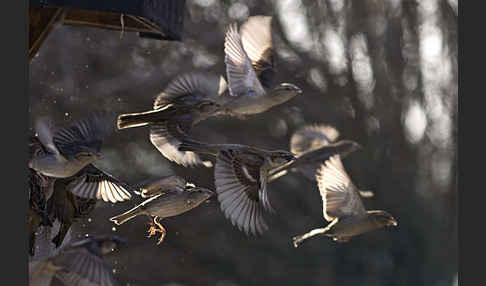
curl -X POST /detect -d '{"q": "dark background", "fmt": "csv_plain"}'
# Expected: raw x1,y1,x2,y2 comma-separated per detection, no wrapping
28,0,457,285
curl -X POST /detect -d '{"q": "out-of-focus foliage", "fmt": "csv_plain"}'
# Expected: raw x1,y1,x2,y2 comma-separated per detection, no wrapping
29,0,457,285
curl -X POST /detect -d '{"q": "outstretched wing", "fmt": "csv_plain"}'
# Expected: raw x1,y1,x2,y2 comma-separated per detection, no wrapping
224,23,265,97
137,175,187,198
214,150,269,235
154,73,227,109
53,114,112,157
290,124,340,156
240,15,275,89
53,248,119,286
66,164,132,203
149,114,207,167
316,155,366,222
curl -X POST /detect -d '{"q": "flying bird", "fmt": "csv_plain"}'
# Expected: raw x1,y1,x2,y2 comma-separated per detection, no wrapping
267,124,373,197
110,176,214,245
29,135,94,255
29,235,126,286
29,135,134,254
28,115,133,203
116,72,227,167
222,15,302,117
292,155,397,247
178,139,295,235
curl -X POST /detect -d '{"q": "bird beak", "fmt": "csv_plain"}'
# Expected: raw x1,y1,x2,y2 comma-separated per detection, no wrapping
296,88,303,94
390,219,398,227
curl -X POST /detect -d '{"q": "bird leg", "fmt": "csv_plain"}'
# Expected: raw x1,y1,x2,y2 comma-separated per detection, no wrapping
146,217,166,245
292,219,339,248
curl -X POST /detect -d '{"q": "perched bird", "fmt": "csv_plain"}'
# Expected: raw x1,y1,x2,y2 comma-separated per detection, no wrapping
29,115,133,203
29,235,126,286
109,177,214,245
292,155,397,247
267,124,373,197
178,139,296,235
116,72,227,168
222,15,302,117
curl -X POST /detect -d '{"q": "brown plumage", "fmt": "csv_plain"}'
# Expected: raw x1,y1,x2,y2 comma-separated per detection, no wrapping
29,115,133,203
116,72,227,168
110,177,214,245
223,15,302,115
29,235,126,286
178,139,295,236
292,155,397,247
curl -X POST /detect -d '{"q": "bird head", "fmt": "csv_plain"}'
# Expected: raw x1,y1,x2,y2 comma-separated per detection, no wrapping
267,150,296,167
369,210,398,227
185,186,215,206
270,83,302,102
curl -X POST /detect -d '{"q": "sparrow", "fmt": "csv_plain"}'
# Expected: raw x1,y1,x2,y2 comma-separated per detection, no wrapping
116,72,227,168
178,138,296,235
29,115,133,203
222,15,302,117
46,178,97,248
292,155,398,247
29,235,126,286
109,177,214,245
267,124,373,197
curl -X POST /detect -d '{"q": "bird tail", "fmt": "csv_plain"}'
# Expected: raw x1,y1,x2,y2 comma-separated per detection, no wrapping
178,138,219,156
109,206,142,225
117,106,175,130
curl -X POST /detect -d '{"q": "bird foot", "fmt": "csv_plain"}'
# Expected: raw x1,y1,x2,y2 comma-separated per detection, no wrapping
146,217,167,245
146,225,158,238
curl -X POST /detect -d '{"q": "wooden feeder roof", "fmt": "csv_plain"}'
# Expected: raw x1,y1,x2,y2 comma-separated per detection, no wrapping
29,0,186,60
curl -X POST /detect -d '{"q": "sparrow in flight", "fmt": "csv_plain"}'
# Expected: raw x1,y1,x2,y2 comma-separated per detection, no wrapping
179,139,295,235
292,155,397,247
222,15,302,117
110,176,214,245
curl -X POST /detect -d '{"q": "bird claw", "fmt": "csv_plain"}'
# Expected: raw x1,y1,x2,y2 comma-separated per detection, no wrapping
146,217,166,245
146,226,157,238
